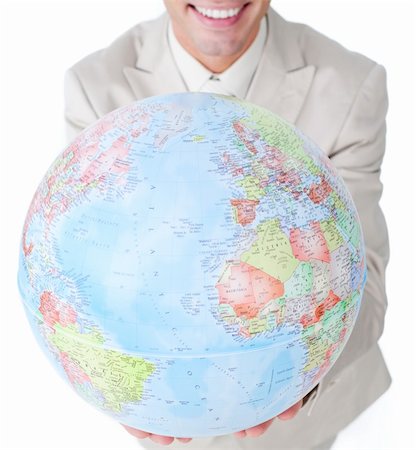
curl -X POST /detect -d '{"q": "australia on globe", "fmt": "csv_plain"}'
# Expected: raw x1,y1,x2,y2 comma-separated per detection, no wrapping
17,93,366,437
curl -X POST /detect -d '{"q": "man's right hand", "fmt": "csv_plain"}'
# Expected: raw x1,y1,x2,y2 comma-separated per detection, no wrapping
121,424,192,446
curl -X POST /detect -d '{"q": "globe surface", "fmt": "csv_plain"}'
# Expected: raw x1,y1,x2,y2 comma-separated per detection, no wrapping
18,93,366,437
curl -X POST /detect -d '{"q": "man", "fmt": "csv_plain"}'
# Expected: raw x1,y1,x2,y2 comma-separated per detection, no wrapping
64,1,391,449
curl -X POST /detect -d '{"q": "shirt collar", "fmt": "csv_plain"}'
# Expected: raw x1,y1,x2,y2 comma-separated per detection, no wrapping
167,17,267,98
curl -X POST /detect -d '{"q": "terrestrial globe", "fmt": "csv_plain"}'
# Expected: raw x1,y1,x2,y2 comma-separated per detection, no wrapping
18,93,366,437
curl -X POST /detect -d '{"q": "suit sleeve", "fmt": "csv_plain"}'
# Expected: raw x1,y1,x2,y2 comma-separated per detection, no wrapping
325,63,390,381
64,68,99,142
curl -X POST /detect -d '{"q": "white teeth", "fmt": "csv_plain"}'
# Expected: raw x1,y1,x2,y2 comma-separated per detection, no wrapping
195,6,242,19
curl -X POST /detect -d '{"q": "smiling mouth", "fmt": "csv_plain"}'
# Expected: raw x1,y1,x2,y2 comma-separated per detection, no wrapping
188,3,250,20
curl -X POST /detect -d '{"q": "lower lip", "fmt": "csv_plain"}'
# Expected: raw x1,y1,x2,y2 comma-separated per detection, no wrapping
189,4,249,28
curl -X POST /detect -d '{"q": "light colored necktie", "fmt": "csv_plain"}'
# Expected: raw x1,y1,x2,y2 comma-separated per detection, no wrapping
199,75,235,97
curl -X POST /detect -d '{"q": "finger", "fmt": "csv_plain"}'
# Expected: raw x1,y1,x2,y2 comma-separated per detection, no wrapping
277,399,303,421
177,437,193,443
121,424,151,439
244,418,274,438
234,430,247,439
149,435,175,445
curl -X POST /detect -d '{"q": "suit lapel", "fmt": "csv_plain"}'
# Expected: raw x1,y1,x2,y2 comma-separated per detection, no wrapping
123,13,187,99
247,58,316,124
247,9,316,124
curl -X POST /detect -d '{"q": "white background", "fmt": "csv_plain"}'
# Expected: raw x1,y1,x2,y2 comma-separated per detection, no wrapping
0,1,415,449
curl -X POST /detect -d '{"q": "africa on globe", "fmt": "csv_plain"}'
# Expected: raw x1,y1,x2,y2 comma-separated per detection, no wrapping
17,93,366,437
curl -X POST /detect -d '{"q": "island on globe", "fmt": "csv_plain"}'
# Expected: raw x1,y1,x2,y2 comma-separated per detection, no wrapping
17,92,366,438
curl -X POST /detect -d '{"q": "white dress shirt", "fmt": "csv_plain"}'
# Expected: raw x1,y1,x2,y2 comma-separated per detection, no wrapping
167,17,267,98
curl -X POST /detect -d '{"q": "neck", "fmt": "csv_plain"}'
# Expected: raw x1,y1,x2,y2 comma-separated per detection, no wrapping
182,45,256,74
191,53,245,74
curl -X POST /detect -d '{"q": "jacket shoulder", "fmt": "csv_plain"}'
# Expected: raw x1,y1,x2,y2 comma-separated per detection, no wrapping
267,8,380,87
268,11,387,152
293,18,380,86
68,15,163,82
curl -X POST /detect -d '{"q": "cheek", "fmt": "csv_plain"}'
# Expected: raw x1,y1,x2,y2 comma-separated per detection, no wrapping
165,1,189,23
251,0,271,20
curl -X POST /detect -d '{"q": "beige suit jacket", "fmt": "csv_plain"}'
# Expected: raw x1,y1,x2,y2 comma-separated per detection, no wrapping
64,7,391,449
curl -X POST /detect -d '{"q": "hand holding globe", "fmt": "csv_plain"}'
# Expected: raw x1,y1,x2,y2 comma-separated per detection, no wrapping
18,93,366,440
122,396,304,444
